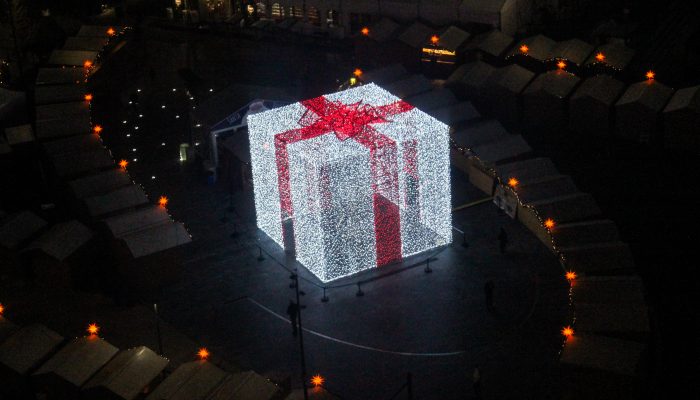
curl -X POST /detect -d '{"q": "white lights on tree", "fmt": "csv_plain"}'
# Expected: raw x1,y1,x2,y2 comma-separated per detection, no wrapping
248,84,452,282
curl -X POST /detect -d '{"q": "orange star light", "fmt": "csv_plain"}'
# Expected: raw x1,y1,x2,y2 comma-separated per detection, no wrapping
507,177,519,187
566,271,577,281
158,196,169,207
544,218,555,229
93,125,103,134
87,323,99,335
430,35,439,45
595,52,605,62
519,44,529,54
84,93,93,101
311,374,325,387
0,303,4,315
646,70,655,80
361,27,369,36
107,27,116,36
562,326,574,337
197,347,210,360
119,159,128,169
557,60,567,69
353,68,363,77
84,60,93,69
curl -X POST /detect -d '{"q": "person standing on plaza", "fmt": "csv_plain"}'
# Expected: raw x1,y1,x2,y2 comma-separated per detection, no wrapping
286,300,299,337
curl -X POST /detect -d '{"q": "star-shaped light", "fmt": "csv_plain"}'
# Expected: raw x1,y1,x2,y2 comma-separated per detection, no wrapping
557,60,567,70
158,196,169,207
544,218,555,229
107,27,116,36
87,323,99,335
595,52,605,62
360,27,369,36
519,44,529,54
119,159,128,169
562,326,574,337
646,70,655,80
84,60,93,69
84,93,93,101
311,374,325,387
430,35,439,45
565,271,577,281
93,125,103,134
197,347,210,360
507,177,519,187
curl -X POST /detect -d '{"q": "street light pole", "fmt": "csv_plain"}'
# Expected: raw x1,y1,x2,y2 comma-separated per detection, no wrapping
292,272,309,400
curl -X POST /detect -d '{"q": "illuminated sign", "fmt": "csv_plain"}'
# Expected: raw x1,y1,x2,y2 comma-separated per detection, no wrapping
421,48,456,57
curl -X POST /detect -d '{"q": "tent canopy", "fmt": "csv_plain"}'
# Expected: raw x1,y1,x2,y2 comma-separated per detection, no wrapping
103,206,172,238
146,361,228,400
429,101,481,126
571,75,626,106
50,148,115,178
84,185,149,218
437,26,471,52
0,324,64,375
207,371,280,400
585,41,635,70
35,68,86,86
69,169,132,200
0,88,26,121
551,219,620,247
48,49,98,67
488,64,536,94
528,192,601,222
23,220,92,261
362,64,409,86
512,175,579,204
83,346,169,400
550,39,594,65
63,36,108,51
466,29,513,57
35,101,90,121
385,74,433,99
33,336,119,387
664,85,700,113
509,34,556,61
121,221,191,259
35,84,86,105
472,134,531,164
0,211,47,250
523,70,581,99
406,88,458,111
398,21,434,49
496,157,559,182
453,119,508,148
369,18,402,43
616,80,674,112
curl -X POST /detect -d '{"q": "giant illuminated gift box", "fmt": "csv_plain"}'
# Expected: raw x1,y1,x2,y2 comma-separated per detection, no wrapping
248,84,452,282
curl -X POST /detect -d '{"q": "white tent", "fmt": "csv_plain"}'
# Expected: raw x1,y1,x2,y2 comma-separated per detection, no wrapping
429,101,481,127
495,157,558,183
83,346,169,400
511,175,578,204
482,64,535,128
584,40,635,71
103,206,172,238
33,336,119,390
83,185,149,218
471,134,531,165
459,0,518,36
0,324,64,375
48,49,98,67
68,169,133,200
551,219,620,248
146,361,228,400
42,135,103,158
521,70,581,130
615,80,674,143
569,75,626,136
35,67,86,86
437,26,471,52
465,29,513,59
452,119,509,151
368,18,401,43
49,148,114,178
550,38,594,66
507,34,556,64
561,334,646,376
206,371,281,400
406,88,458,111
35,84,87,105
119,221,191,259
560,242,635,275
446,60,497,103
663,85,700,152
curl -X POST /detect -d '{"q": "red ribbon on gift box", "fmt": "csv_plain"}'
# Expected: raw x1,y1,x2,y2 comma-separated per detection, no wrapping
274,95,416,266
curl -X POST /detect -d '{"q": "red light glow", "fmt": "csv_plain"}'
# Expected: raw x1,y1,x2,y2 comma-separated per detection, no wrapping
107,27,116,36
430,35,439,45
83,60,93,69
595,52,605,62
84,93,93,101
353,68,363,77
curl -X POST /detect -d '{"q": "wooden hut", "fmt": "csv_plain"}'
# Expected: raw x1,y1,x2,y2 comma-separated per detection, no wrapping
615,80,674,143
429,101,481,129
33,336,119,398
367,18,402,43
521,70,581,132
406,88,458,111
68,169,133,202
506,34,556,72
63,36,108,52
82,185,149,220
206,371,281,400
549,39,594,72
361,64,409,86
464,29,513,64
396,21,434,68
83,346,169,400
22,220,94,288
0,211,47,275
0,324,64,399
145,361,228,400
47,50,98,67
584,40,636,74
569,75,626,136
35,102,92,141
35,84,87,105
49,147,115,179
385,74,433,99
77,25,114,38
445,60,497,104
458,0,518,36
663,85,700,153
482,64,535,129
35,68,86,86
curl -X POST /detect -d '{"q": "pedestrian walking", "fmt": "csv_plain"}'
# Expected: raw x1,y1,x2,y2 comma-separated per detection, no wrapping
498,227,508,254
286,300,299,337
472,365,482,399
484,280,495,311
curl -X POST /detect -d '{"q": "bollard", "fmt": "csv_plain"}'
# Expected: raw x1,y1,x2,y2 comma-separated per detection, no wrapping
257,246,265,262
424,258,432,273
321,287,329,302
356,283,364,297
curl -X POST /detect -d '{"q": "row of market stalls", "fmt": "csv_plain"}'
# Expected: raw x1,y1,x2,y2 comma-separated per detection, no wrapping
0,319,282,400
445,58,699,149
361,63,651,397
1,26,191,297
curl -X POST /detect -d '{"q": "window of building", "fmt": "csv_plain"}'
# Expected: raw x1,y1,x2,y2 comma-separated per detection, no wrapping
307,6,320,25
271,3,285,19
326,9,339,27
290,6,303,19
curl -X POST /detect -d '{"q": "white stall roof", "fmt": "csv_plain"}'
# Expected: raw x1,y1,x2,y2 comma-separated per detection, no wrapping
84,185,149,218
585,41,635,70
36,67,86,85
24,220,93,261
369,18,402,42
121,221,191,259
33,336,119,387
36,113,92,140
0,324,64,375
561,334,646,376
50,148,114,177
406,88,458,111
48,49,98,67
452,119,508,148
69,169,132,200
362,64,409,86
103,206,172,238
488,64,536,94
466,29,513,57
471,134,532,164
35,101,90,121
0,211,48,250
446,60,496,90
0,88,26,120
616,80,674,112
429,101,481,126
385,74,433,99
513,175,579,204
495,157,559,182
570,75,626,106
0,317,19,343
664,85,700,113
5,124,35,145
550,39,594,65
146,361,228,400
398,21,433,49
42,135,103,157
35,84,86,105
63,36,108,51
528,193,601,223
509,34,556,61
438,26,470,52
83,346,169,400
206,371,280,400
523,70,581,99
77,25,114,38
551,220,620,247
